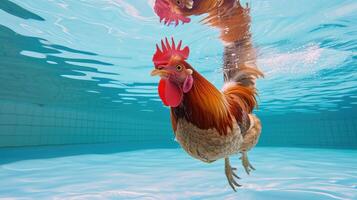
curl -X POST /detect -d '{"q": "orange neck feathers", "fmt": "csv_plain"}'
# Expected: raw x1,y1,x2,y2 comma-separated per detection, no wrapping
179,67,232,135
171,65,257,135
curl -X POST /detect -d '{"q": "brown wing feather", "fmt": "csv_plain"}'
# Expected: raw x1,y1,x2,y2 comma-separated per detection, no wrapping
222,82,258,136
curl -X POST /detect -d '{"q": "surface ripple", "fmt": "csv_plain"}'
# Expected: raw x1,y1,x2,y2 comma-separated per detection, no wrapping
0,0,356,114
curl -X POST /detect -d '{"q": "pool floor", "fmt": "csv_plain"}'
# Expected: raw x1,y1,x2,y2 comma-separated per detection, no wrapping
0,147,356,200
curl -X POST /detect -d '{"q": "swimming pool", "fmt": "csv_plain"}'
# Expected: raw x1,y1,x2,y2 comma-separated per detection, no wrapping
0,0,356,199
1,146,357,199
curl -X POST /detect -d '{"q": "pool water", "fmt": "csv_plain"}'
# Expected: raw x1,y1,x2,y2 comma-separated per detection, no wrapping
0,0,357,199
1,146,356,200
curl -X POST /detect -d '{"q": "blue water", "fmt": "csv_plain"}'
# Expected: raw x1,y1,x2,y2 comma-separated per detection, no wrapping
0,0,356,115
1,0,357,199
0,147,357,199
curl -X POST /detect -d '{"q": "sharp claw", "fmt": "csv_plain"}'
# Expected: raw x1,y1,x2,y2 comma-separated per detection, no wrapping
244,167,250,175
243,160,251,175
231,177,241,187
228,180,237,192
241,152,256,175
225,158,241,192
232,171,241,179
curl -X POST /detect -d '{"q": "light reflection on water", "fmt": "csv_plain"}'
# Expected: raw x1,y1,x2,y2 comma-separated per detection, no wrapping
0,147,356,200
0,0,356,116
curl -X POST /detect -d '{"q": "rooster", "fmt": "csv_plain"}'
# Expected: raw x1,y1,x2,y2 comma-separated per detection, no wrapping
150,37,263,191
152,0,263,191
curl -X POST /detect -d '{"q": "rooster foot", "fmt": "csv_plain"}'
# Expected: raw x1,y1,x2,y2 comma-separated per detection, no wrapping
240,151,255,175
224,157,241,192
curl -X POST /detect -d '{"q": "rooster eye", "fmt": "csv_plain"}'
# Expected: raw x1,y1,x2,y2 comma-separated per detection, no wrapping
176,65,183,71
176,0,181,5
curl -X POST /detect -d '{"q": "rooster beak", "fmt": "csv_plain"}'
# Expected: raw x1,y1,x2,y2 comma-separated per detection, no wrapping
151,69,170,78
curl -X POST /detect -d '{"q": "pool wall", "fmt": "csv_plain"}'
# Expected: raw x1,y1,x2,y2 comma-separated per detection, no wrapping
1,100,356,149
0,100,173,148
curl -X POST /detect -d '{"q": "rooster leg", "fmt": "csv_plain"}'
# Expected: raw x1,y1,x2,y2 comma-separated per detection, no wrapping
240,151,255,175
224,157,241,192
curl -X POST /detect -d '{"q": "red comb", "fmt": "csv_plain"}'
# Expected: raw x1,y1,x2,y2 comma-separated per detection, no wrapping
153,37,190,67
154,0,191,26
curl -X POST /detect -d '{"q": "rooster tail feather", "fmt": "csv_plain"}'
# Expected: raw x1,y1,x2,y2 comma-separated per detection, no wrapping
222,82,257,114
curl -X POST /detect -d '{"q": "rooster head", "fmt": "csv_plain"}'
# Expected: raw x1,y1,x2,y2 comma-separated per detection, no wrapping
151,37,193,107
153,0,193,26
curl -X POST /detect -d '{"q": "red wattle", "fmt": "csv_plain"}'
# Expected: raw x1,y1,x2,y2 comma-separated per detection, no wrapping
158,79,182,107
